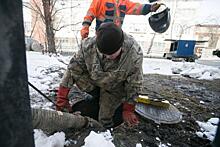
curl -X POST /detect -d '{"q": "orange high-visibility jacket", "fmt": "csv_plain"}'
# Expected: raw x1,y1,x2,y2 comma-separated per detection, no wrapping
83,0,152,30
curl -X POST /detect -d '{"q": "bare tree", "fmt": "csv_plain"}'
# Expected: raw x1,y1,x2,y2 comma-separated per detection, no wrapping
27,12,39,38
42,0,56,53
177,24,195,40
23,0,80,54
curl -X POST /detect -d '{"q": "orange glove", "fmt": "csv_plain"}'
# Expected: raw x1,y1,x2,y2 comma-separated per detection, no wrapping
122,102,139,126
80,25,89,39
150,3,161,12
56,86,72,112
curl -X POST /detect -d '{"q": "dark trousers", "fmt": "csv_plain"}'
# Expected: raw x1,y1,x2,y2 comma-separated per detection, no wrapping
72,87,123,128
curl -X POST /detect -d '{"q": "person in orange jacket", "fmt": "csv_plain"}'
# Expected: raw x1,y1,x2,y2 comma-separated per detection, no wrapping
80,0,161,39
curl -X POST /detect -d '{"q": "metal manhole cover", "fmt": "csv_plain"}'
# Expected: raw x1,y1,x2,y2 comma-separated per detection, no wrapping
135,103,182,124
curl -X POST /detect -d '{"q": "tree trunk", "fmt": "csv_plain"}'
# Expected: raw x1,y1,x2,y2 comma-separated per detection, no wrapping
42,0,56,54
146,33,156,54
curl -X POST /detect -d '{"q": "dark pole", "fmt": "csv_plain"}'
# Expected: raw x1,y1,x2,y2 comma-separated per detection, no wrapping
212,121,220,147
0,1,35,147
28,81,57,106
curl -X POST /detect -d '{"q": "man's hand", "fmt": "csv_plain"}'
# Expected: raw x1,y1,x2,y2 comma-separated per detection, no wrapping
122,102,139,127
150,3,161,12
80,25,89,39
56,86,72,112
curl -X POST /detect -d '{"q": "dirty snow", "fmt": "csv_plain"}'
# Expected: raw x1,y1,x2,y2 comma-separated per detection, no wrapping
26,51,219,147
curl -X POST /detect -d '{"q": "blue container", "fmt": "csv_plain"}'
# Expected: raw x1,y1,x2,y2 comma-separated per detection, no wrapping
164,39,207,61
175,40,196,57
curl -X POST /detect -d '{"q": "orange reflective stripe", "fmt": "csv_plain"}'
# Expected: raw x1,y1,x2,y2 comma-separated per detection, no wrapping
84,12,95,24
125,0,143,15
83,0,146,28
83,0,101,25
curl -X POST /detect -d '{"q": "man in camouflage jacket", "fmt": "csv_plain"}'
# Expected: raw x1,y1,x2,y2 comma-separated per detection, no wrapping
56,22,143,128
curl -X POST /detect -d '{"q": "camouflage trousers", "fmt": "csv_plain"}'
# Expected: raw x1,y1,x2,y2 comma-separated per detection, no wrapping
60,69,125,128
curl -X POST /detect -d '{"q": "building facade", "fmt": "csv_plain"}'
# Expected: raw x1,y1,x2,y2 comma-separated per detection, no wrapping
23,0,220,57
194,24,220,58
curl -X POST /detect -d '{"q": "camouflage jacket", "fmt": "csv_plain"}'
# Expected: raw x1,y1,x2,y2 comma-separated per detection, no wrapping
67,33,143,102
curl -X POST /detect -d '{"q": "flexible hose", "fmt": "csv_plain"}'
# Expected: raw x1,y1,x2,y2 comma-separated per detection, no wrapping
32,108,102,134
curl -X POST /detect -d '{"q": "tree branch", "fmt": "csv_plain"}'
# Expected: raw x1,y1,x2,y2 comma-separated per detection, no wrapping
53,22,81,31
29,13,39,38
32,0,45,21
50,0,57,16
23,1,46,24
51,4,80,18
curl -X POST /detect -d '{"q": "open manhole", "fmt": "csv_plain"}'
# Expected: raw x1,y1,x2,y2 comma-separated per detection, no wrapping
72,98,123,128
69,87,123,128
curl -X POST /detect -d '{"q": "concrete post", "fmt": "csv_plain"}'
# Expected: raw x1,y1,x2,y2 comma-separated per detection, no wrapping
0,1,35,147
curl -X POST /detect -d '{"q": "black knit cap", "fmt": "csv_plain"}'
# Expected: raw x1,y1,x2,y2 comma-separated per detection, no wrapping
96,22,124,55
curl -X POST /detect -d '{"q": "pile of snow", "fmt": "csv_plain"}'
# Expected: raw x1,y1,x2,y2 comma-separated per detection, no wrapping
34,129,116,147
196,118,219,141
34,129,66,147
143,58,220,80
171,62,220,80
82,130,115,147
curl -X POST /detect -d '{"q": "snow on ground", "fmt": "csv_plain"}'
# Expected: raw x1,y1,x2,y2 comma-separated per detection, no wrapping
143,58,220,80
26,51,220,147
26,51,69,90
82,130,115,147
196,118,219,141
34,129,115,147
34,130,66,147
